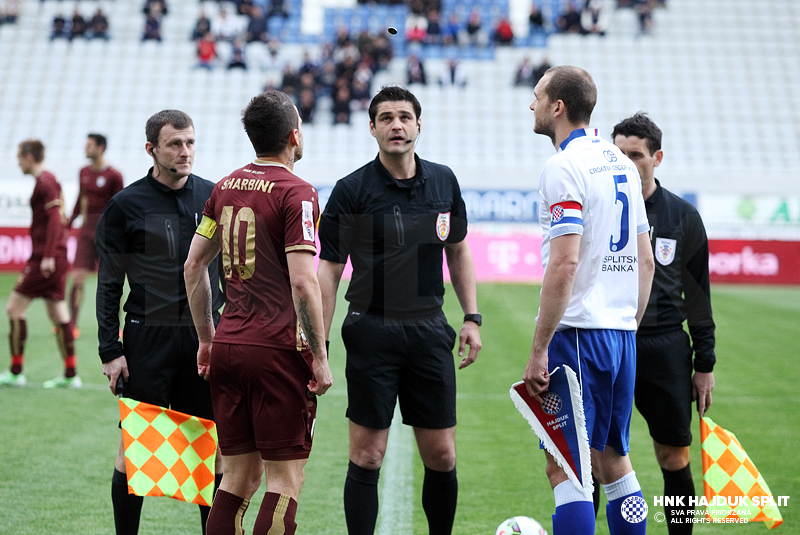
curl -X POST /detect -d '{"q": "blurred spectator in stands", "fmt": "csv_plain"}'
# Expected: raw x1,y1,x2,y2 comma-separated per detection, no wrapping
195,32,217,69
70,8,87,40
237,0,255,17
261,38,286,89
370,34,393,72
51,13,69,40
581,0,609,35
336,55,358,85
463,8,489,47
532,56,551,85
514,57,535,86
529,4,544,33
353,58,374,89
88,9,110,40
143,0,167,17
406,54,427,85
557,2,582,33
493,15,514,45
405,11,428,44
280,64,300,96
298,71,318,94
298,88,316,124
351,78,371,111
425,10,443,45
142,4,162,42
332,84,352,125
356,29,375,61
442,12,461,46
333,27,360,64
439,57,467,87
636,0,655,34
3,0,19,24
298,50,319,78
268,0,289,19
192,9,212,41
228,38,248,69
213,7,239,42
245,5,268,43
318,59,338,96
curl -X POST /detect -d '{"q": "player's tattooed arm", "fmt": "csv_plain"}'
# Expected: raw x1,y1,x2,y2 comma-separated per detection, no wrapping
297,298,320,352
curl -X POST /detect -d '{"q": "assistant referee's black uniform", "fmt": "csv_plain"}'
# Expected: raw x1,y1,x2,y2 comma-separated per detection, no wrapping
635,178,715,447
95,169,224,416
319,153,468,429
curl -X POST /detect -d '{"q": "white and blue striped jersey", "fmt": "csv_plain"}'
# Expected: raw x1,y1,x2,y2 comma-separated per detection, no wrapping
538,128,649,331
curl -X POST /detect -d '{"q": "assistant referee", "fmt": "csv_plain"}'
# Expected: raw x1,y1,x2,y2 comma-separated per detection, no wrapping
613,112,716,535
317,85,482,535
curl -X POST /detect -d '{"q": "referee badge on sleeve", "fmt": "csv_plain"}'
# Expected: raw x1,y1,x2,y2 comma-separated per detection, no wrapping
655,237,677,265
436,212,451,241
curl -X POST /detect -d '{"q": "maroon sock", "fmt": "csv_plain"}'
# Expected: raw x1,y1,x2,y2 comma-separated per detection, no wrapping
70,284,83,327
206,489,249,535
252,492,297,535
55,323,76,377
9,318,26,375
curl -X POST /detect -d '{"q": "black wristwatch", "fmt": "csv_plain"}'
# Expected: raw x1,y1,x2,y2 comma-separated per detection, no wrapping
463,313,482,326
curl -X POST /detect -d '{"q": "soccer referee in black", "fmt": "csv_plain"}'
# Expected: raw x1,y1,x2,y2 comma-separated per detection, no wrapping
318,85,482,535
613,113,716,535
95,110,224,535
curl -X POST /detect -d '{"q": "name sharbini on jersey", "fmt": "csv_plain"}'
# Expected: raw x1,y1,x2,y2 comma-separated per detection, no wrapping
220,175,276,193
588,164,636,174
602,255,637,272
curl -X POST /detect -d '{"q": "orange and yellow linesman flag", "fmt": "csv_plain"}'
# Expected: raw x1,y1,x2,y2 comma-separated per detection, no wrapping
119,398,218,506
700,416,783,529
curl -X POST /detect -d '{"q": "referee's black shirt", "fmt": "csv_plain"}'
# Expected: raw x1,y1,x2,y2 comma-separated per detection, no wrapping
639,179,715,372
95,170,224,363
319,154,468,318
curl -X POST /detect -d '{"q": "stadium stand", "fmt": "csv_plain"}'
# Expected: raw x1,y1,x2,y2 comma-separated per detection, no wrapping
0,0,798,207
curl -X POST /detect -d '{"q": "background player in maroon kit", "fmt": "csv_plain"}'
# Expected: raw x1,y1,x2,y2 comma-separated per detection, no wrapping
68,133,124,337
0,140,81,388
185,90,333,535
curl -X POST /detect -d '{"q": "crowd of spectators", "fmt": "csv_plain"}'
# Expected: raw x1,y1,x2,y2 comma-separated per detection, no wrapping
272,27,394,125
50,7,110,41
401,0,519,48
1,0,18,26
514,56,551,87
556,0,662,36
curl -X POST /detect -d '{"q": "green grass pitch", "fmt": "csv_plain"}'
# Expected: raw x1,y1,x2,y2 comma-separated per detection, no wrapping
0,273,797,534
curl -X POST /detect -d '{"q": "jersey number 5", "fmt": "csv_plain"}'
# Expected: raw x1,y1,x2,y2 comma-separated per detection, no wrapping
609,174,630,252
220,205,256,279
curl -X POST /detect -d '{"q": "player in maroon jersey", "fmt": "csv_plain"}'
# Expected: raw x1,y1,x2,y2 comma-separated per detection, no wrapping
0,140,81,388
185,91,332,535
67,134,124,338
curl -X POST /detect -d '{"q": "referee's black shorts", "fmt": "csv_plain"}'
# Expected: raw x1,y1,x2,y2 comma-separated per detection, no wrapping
342,308,457,430
635,327,693,447
120,315,214,421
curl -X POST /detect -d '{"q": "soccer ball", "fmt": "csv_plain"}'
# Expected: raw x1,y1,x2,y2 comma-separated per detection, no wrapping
495,516,548,535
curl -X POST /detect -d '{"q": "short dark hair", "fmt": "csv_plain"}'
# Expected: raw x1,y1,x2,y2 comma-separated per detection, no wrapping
241,90,298,157
541,65,597,125
87,133,107,150
19,139,45,163
145,110,194,146
368,85,422,124
611,112,662,155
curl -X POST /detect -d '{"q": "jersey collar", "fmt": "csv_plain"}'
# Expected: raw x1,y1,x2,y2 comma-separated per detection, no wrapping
559,128,599,152
252,159,295,175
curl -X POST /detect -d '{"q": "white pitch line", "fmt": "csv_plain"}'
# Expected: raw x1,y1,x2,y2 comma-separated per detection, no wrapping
376,405,414,535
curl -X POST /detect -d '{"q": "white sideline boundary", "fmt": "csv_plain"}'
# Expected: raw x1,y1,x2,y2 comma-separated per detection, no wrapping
376,405,414,534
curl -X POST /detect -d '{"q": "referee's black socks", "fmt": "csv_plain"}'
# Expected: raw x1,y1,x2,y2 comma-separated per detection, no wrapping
112,468,143,535
344,461,380,535
422,466,458,534
662,464,695,535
